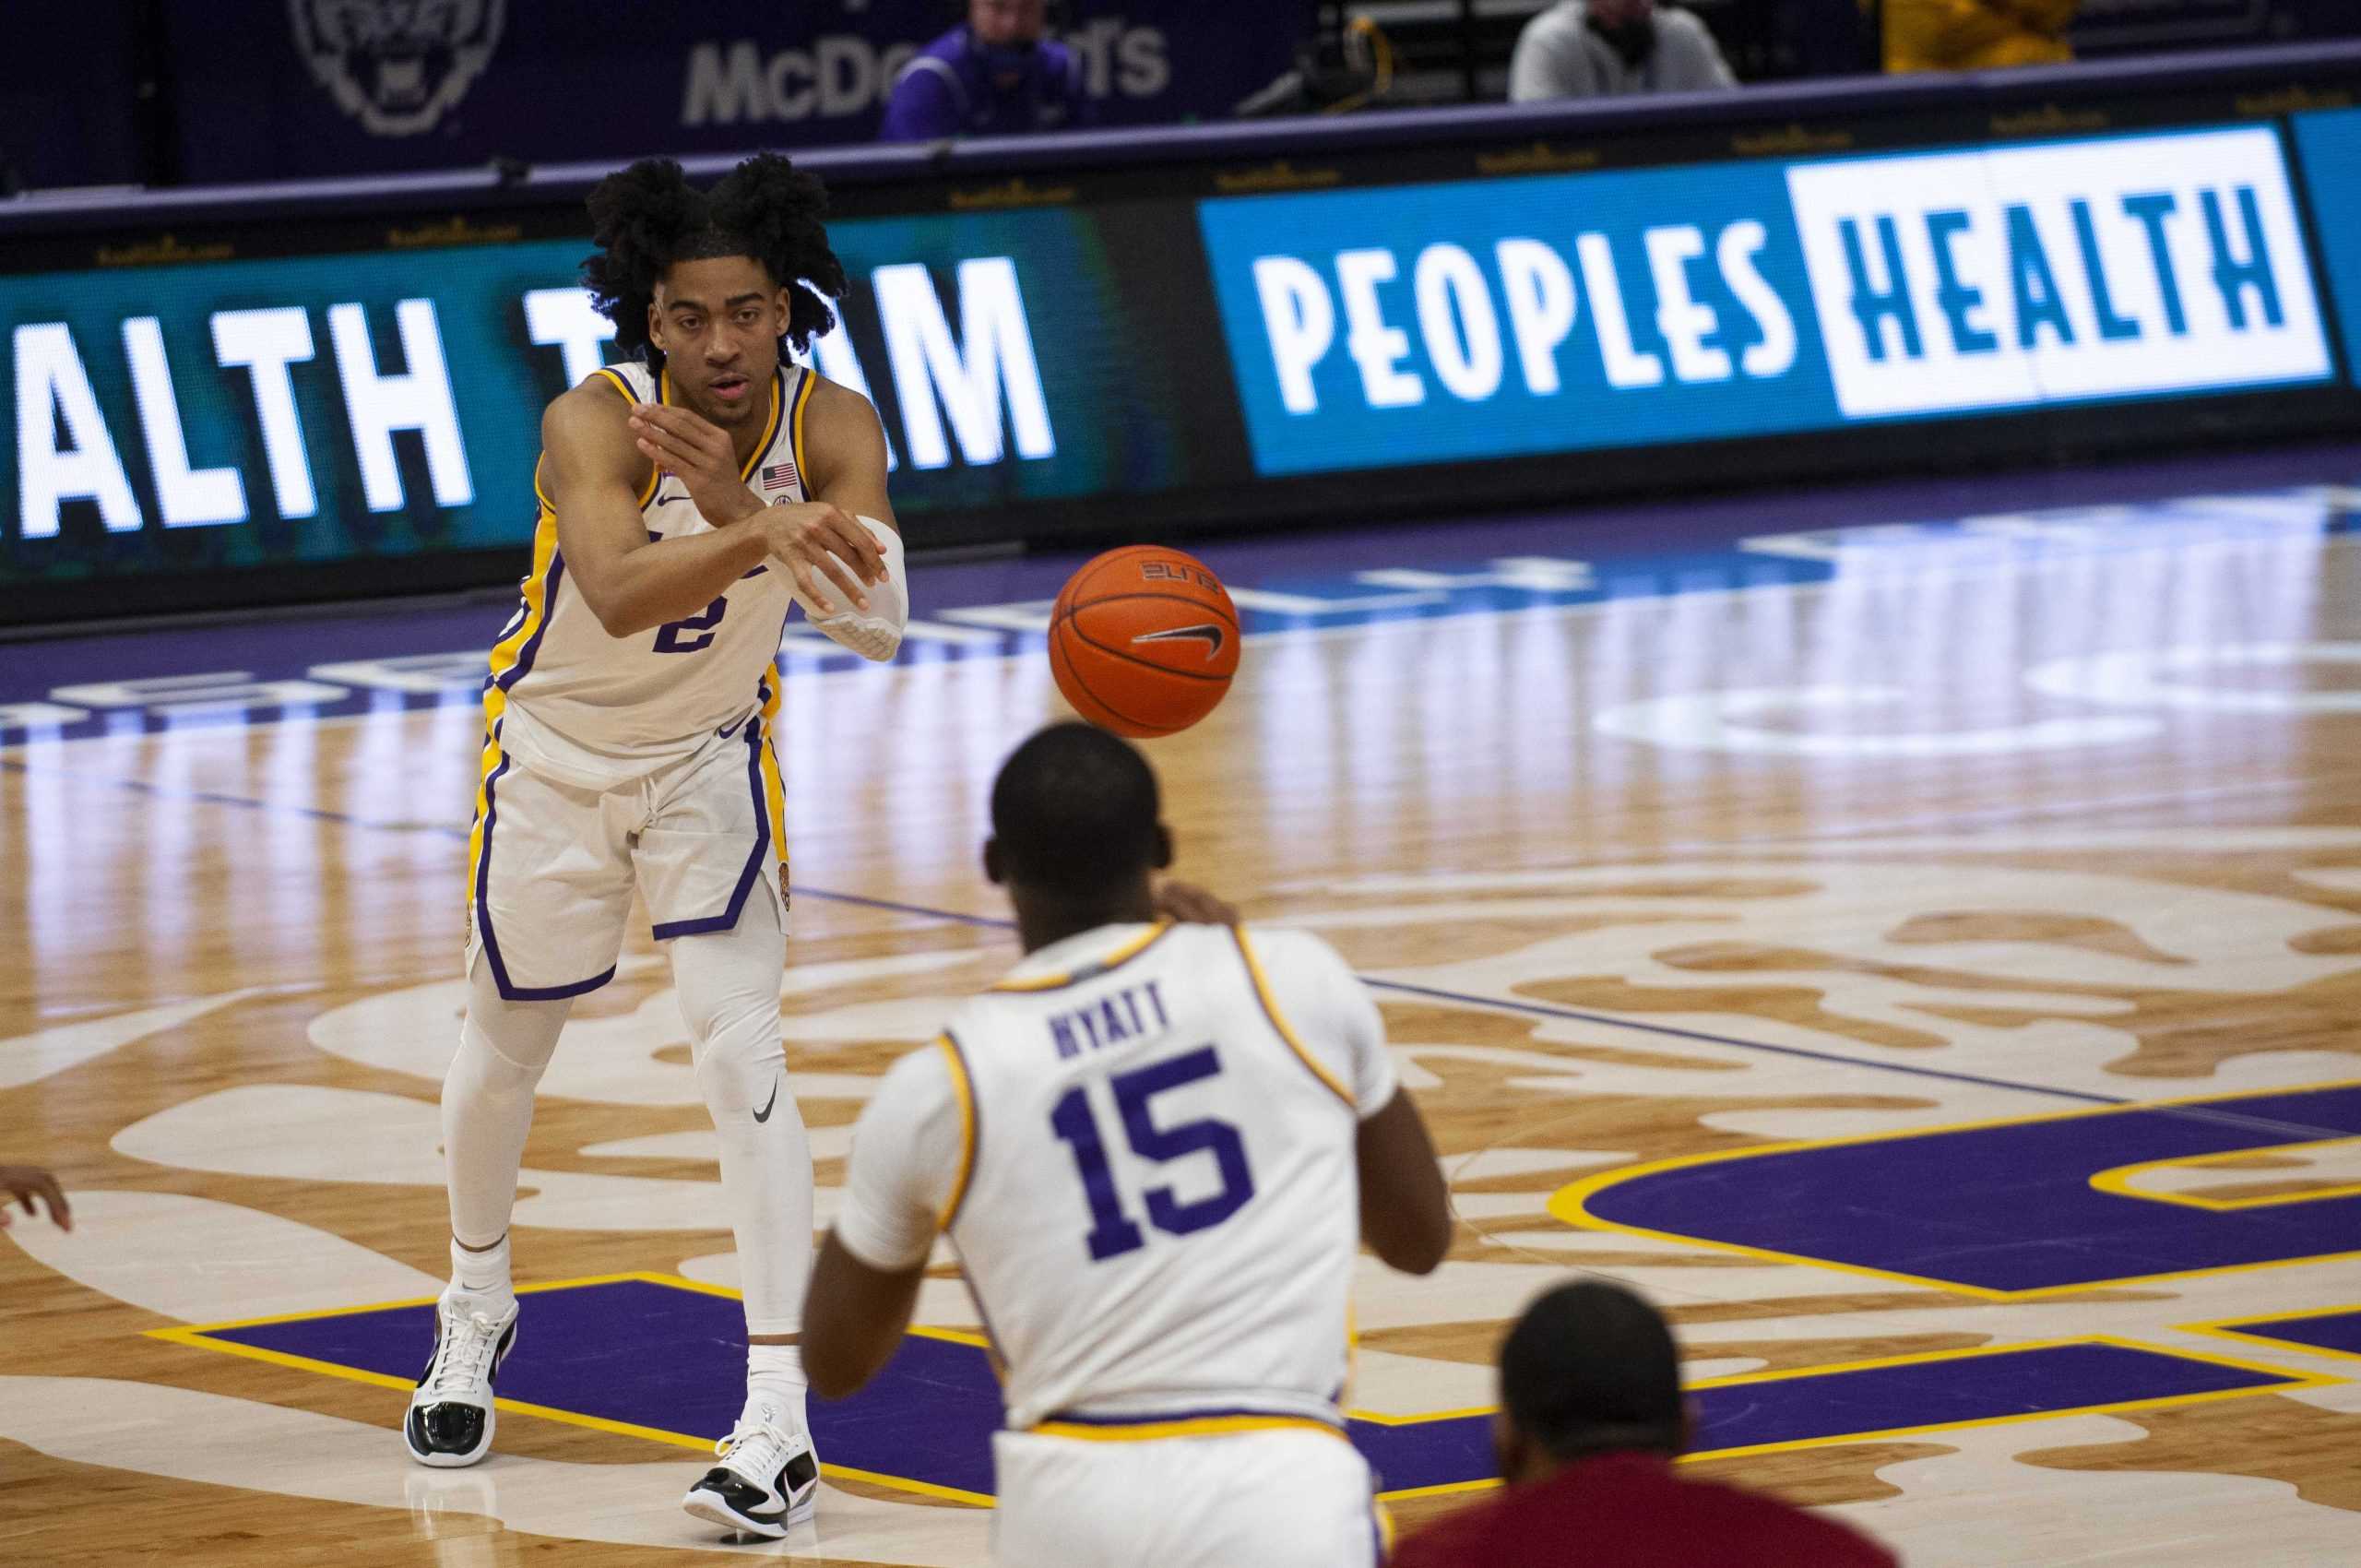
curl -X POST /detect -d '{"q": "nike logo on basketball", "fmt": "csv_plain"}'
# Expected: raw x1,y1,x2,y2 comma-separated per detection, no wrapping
1130,624,1228,659
753,1077,780,1123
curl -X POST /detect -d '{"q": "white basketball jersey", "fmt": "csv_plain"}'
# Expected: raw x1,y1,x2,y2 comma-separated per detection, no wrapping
836,921,1399,1434
485,361,812,792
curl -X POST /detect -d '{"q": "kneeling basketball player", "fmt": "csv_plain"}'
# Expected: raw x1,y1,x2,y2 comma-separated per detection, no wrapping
803,722,1454,1566
403,154,908,1541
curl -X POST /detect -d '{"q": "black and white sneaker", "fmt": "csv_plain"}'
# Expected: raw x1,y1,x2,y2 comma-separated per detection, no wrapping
681,1403,819,1538
402,1289,519,1468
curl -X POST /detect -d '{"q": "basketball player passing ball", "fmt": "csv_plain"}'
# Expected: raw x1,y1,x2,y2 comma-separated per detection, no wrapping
804,722,1456,1567
403,153,909,1539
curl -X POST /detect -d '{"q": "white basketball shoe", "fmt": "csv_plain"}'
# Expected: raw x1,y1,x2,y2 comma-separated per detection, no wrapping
681,1400,820,1538
402,1288,519,1467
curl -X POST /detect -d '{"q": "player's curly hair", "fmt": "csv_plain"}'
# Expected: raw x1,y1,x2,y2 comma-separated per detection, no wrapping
581,153,848,368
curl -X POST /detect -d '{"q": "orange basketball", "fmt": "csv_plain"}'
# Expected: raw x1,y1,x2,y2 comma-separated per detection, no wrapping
1049,545,1240,739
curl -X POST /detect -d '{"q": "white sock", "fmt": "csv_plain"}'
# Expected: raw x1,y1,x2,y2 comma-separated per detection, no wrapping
745,1343,809,1434
449,1232,513,1303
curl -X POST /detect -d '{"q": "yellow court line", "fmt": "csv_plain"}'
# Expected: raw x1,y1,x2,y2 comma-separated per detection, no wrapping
1549,1077,2361,1301
150,1275,1002,1509
153,1323,995,1504
159,1265,996,1353
1685,1332,2330,1390
151,1282,2339,1512
1667,1379,2331,1467
1369,1359,2334,1502
162,1270,701,1336
1347,1333,2333,1427
2180,1301,2361,1365
2090,1136,2361,1212
1379,1476,1503,1503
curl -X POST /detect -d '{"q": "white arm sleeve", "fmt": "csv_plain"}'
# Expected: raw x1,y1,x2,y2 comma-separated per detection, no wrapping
834,1040,966,1271
794,516,908,662
1250,927,1399,1118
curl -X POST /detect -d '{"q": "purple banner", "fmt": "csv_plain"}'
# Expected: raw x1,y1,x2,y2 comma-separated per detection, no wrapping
2071,0,2361,56
163,1,1310,186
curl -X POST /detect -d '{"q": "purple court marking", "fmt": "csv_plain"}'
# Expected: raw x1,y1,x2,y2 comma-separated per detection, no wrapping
185,1278,2306,1500
1577,1085,2361,1294
2211,1308,2361,1361
205,1278,1006,1498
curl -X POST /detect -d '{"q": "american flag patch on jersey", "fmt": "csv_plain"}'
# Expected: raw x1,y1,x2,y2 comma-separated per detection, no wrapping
760,459,798,493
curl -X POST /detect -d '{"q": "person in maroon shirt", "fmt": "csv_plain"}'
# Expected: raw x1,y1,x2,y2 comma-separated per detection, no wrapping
1390,1280,1897,1568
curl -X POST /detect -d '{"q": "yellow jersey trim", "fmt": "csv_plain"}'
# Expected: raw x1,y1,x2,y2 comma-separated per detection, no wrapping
937,1031,979,1231
741,369,786,481
789,366,817,492
1235,926,1354,1109
990,922,1173,993
1029,1413,1348,1444
582,366,660,508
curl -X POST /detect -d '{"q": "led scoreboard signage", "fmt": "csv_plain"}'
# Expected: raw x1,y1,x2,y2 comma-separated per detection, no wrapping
5,64,2359,625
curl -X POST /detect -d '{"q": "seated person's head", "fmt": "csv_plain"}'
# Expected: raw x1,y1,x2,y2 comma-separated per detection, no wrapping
1585,0,1659,65
971,0,1049,48
1494,1279,1687,1482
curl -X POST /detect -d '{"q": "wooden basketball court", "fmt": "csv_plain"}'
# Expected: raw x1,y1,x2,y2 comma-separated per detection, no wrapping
5,463,2360,1564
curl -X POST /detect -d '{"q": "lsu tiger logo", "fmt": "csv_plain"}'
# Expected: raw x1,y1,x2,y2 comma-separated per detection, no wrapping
288,0,507,137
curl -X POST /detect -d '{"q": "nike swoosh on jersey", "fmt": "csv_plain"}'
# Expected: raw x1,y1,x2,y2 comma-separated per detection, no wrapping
753,1076,781,1123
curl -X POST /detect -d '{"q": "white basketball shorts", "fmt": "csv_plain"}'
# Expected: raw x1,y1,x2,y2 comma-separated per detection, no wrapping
991,1425,1387,1568
464,719,787,1000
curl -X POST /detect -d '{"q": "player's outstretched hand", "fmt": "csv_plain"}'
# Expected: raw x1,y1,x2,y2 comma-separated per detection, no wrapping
763,502,886,614
628,401,765,529
0,1165,70,1231
1153,880,1240,926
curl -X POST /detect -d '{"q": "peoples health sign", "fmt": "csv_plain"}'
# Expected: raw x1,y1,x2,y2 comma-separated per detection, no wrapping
1198,126,2334,476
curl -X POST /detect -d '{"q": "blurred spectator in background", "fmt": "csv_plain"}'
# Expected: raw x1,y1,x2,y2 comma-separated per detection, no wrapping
878,0,1091,141
1880,0,2080,72
1509,0,1737,101
1391,1280,1896,1568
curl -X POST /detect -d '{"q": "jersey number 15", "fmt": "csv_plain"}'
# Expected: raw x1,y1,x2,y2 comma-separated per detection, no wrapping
1050,1046,1257,1263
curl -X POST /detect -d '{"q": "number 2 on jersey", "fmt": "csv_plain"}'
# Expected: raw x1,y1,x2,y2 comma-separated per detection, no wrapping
1049,1046,1257,1263
654,595,728,653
